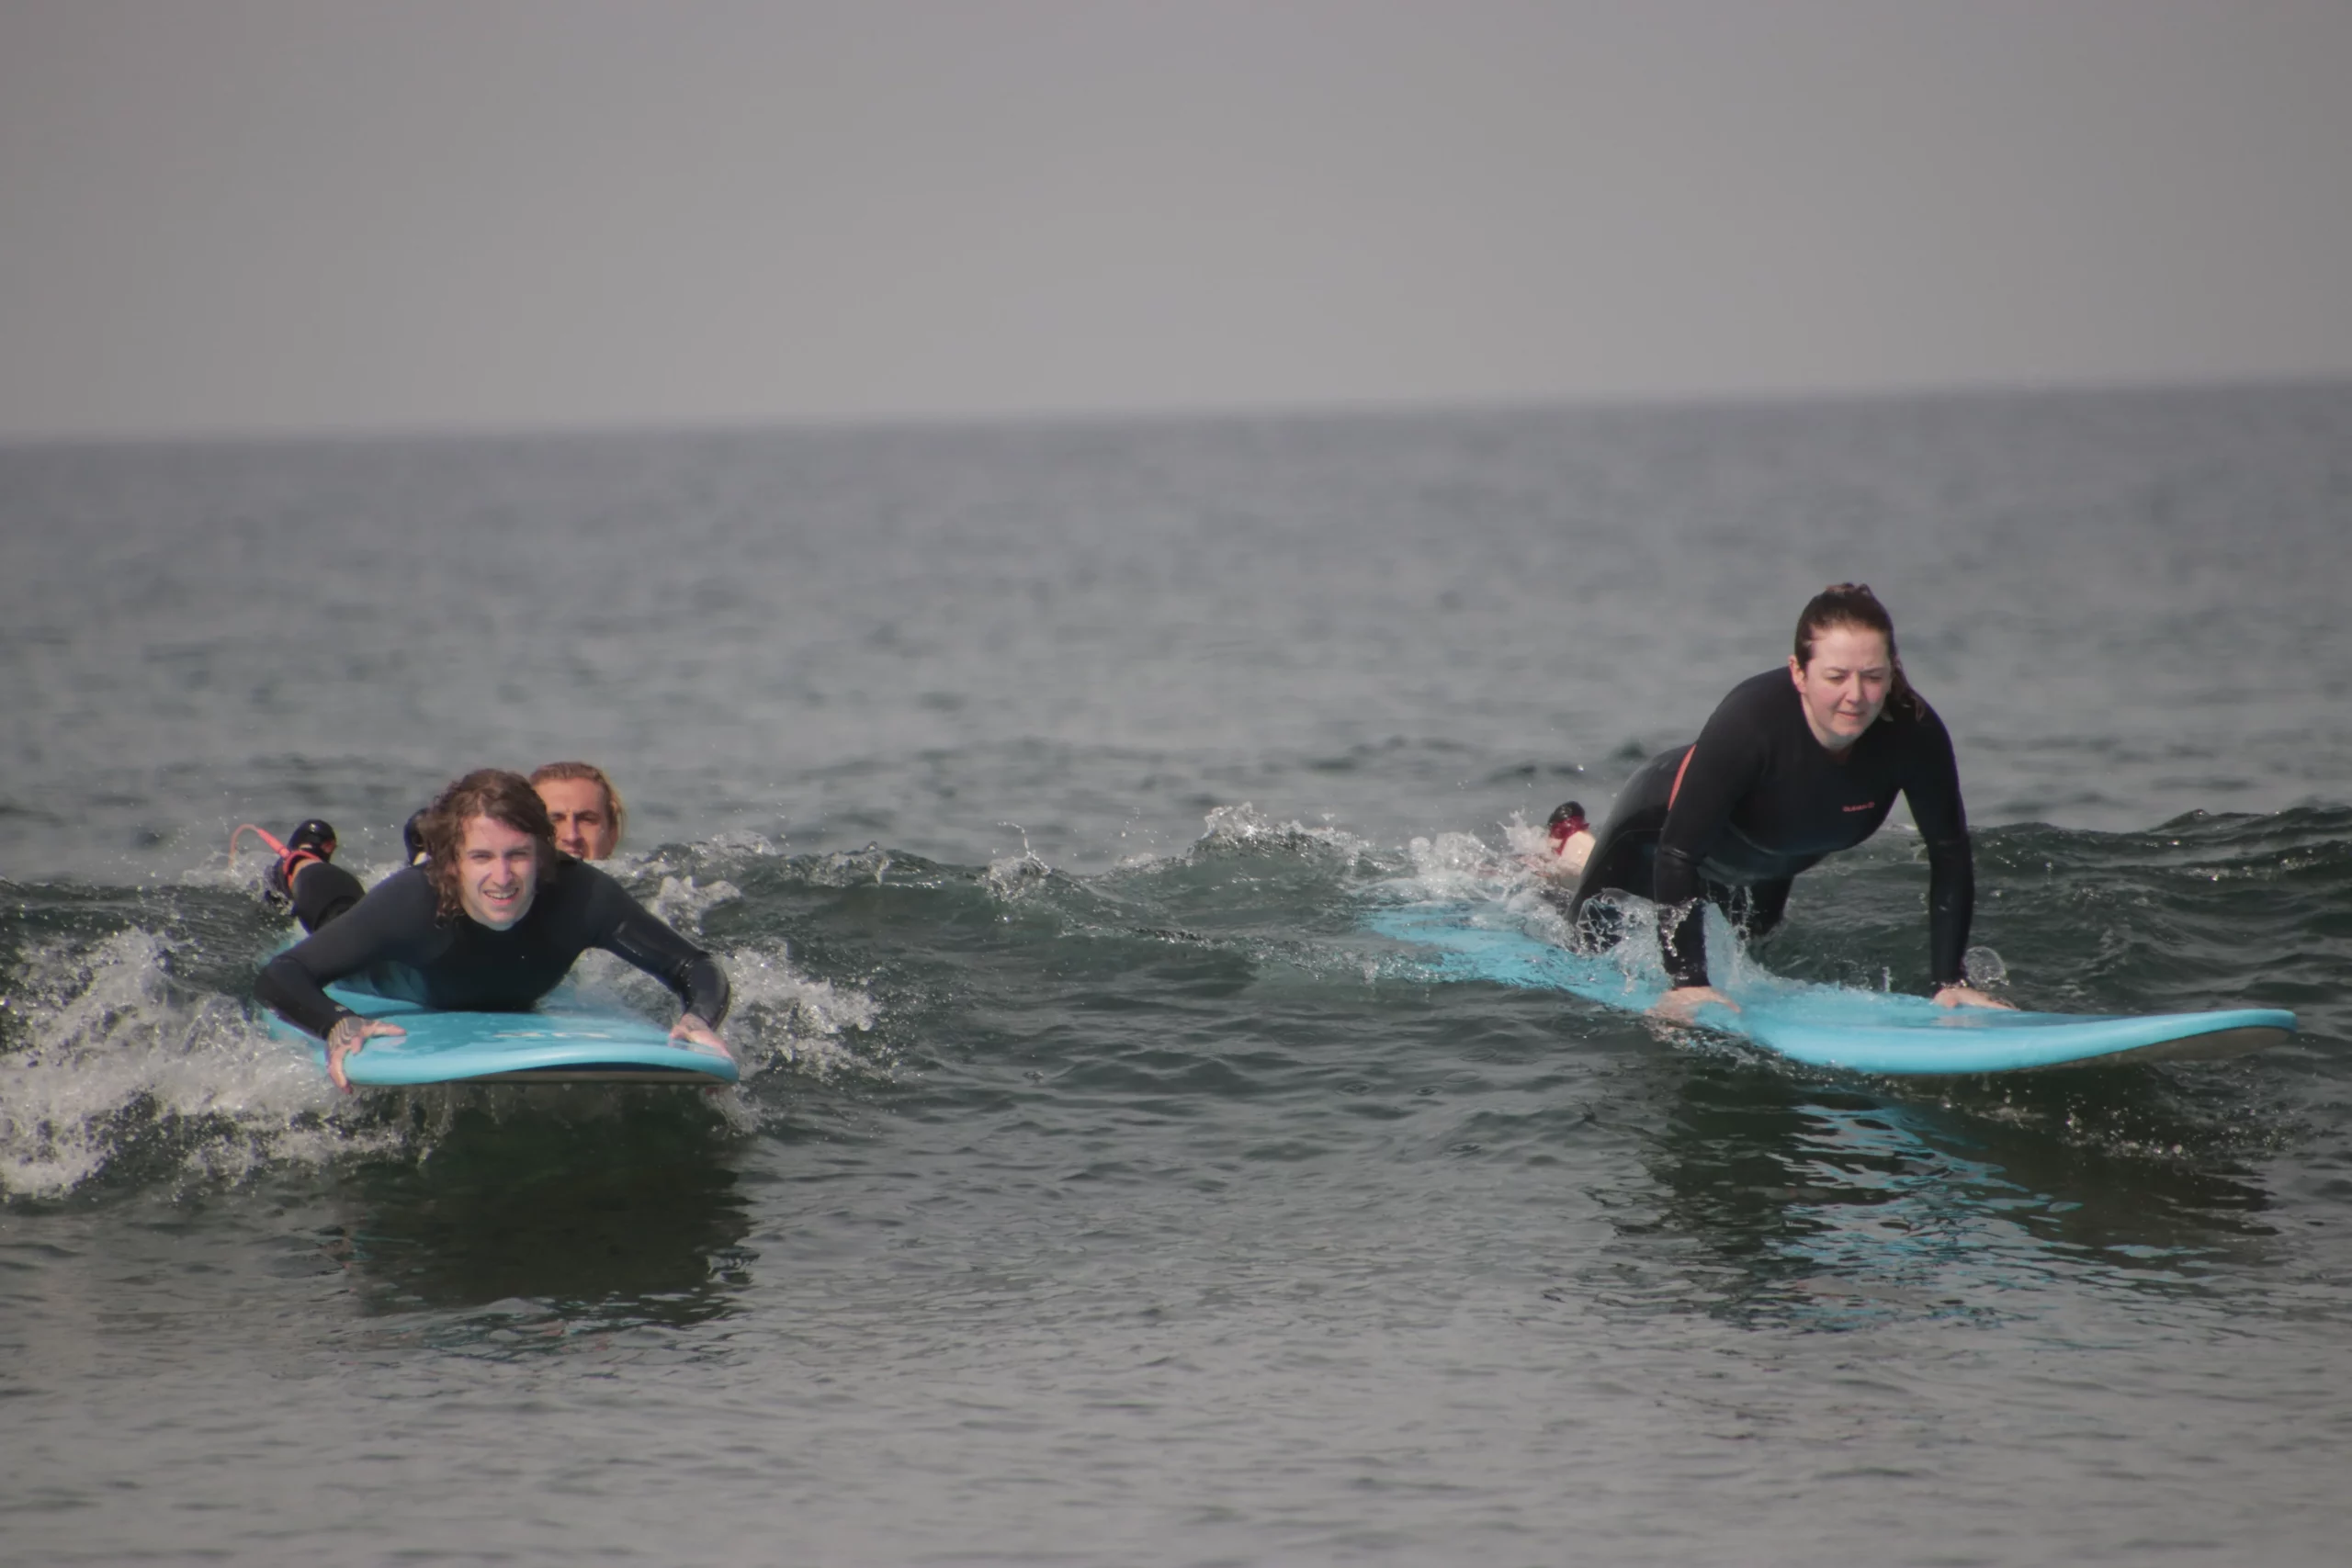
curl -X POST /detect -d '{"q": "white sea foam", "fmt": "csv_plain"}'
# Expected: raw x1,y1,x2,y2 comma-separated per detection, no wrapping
648,873,742,932
804,846,896,886
982,851,1052,898
1402,828,1512,894
983,823,1054,898
718,943,883,1082
1196,802,1373,859
1383,818,1749,997
0,929,398,1201
566,929,884,1090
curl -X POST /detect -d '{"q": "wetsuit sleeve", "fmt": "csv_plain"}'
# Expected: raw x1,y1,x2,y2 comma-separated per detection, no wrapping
254,870,437,1039
582,873,733,1026
1653,701,1772,988
1904,705,1974,989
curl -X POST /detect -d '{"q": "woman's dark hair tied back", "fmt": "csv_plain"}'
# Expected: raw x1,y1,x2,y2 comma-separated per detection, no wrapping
1793,582,1922,718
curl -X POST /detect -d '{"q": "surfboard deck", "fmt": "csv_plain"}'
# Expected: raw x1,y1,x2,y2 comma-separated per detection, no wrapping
1364,900,2296,1075
268,983,741,1088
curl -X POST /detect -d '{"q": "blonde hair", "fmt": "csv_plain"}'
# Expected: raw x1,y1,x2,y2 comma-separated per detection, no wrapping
528,761,626,852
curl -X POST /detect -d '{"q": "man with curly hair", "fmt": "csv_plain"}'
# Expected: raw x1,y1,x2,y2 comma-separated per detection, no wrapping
256,769,730,1090
254,761,628,934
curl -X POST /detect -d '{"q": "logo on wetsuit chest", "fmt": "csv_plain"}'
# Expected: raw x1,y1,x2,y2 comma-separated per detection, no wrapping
1842,800,1878,813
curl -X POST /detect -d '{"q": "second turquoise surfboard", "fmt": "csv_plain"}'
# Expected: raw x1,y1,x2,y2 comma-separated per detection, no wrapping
1365,900,2294,1075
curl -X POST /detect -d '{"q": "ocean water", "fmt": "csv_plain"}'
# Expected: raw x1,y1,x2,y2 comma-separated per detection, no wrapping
2,385,2348,1564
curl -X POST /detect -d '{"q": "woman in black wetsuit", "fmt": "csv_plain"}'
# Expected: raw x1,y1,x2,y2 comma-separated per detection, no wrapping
1566,583,2009,1022
257,769,731,1090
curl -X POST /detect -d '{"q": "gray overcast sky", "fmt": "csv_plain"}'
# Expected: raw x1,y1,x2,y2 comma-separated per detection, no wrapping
2,0,2347,439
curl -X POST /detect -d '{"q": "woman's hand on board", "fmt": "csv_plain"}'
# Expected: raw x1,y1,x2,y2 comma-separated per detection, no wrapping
1651,986,1739,1024
1933,984,2015,1010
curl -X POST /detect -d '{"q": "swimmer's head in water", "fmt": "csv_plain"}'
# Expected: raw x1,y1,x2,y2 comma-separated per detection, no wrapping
1546,801,1589,844
1791,583,1917,746
417,769,559,923
530,761,624,860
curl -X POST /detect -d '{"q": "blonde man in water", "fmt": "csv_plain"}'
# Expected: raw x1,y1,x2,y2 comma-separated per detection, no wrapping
528,761,625,862
248,761,631,934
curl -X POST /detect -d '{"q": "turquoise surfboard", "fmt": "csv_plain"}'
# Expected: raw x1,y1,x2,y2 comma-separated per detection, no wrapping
1364,900,2295,1075
268,983,741,1088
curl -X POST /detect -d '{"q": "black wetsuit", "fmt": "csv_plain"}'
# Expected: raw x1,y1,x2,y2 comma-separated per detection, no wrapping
1566,669,1973,991
289,862,369,932
257,859,730,1041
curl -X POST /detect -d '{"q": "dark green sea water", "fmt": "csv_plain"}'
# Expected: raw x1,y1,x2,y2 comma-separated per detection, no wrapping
3,387,2349,1563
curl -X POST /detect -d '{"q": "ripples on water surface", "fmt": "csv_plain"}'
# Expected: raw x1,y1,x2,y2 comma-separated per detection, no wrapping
3,387,2349,1563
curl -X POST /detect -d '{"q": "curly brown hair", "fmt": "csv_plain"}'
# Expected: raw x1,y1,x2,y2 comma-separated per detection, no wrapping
416,769,559,920
1792,581,1924,720
527,760,625,852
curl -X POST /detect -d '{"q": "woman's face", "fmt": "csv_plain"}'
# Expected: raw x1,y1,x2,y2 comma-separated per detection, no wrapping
1789,624,1893,750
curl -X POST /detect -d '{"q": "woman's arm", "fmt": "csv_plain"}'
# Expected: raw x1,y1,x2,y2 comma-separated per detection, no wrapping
1902,706,1973,989
1923,832,1976,992
1902,706,2007,1007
